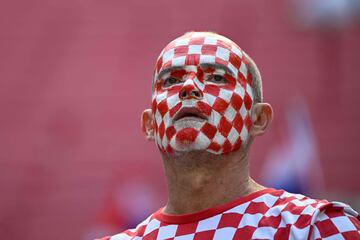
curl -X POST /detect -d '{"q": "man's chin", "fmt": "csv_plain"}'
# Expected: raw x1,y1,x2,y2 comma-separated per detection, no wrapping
170,143,208,153
167,128,210,152
173,118,206,130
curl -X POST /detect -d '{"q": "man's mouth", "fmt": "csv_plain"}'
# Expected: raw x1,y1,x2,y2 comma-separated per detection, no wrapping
173,107,208,122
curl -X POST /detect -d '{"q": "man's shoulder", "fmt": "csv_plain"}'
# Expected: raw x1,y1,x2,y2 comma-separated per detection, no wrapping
257,189,360,238
309,200,360,239
258,189,358,222
229,188,335,218
261,189,332,216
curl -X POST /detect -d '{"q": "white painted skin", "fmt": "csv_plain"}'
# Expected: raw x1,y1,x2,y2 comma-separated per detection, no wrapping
152,33,253,154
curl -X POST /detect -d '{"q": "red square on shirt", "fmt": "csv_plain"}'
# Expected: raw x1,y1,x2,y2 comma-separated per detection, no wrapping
193,230,215,240
175,222,198,236
233,226,256,239
217,213,243,228
315,219,340,238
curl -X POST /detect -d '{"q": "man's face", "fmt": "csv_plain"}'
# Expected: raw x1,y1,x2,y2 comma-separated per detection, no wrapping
151,32,254,155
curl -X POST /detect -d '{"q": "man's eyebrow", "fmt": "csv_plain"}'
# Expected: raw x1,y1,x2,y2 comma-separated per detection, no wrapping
200,63,236,78
157,66,185,80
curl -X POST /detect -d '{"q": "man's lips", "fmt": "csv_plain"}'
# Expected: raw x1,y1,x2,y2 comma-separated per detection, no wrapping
173,107,208,122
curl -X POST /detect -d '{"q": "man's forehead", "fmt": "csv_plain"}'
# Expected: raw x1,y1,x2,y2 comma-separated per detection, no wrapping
162,32,241,52
154,32,247,81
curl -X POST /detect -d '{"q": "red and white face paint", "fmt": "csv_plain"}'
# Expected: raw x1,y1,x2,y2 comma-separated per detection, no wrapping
152,32,254,155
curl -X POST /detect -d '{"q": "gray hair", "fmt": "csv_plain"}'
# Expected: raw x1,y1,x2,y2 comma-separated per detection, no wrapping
243,52,263,104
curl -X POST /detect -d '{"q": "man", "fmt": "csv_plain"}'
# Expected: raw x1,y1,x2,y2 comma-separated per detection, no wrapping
99,32,359,239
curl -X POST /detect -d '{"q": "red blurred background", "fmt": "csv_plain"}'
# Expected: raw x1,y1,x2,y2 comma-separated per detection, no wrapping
0,0,359,239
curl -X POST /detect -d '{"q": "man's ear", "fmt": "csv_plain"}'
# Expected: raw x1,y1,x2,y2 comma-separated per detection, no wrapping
249,103,273,137
141,109,155,141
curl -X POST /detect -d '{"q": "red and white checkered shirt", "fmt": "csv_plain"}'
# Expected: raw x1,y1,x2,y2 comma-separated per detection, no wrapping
98,188,360,240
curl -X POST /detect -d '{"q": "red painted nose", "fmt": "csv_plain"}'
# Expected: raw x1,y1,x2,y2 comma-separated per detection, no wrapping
179,83,203,100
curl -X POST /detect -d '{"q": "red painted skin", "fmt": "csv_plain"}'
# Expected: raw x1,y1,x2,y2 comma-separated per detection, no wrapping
151,34,254,155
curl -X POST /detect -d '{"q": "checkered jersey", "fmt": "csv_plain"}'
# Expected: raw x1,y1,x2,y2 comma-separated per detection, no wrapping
97,188,360,240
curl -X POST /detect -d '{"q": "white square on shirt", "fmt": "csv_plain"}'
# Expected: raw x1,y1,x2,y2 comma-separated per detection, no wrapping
311,225,321,239
131,237,142,240
265,205,285,217
196,214,222,232
174,233,195,240
331,216,357,232
252,226,277,239
322,233,345,240
110,233,130,240
238,213,263,227
280,211,300,224
289,226,310,240
213,227,237,240
316,211,330,221
157,224,178,240
300,205,316,215
253,194,279,208
225,202,250,214
143,219,161,235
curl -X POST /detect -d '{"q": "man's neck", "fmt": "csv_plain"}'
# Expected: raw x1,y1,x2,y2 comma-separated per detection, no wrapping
161,150,264,215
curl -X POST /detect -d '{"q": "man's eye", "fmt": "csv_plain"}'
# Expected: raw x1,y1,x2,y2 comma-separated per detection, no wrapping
163,77,181,87
207,75,227,84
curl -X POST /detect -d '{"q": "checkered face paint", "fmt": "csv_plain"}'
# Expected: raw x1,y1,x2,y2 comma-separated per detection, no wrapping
151,32,254,154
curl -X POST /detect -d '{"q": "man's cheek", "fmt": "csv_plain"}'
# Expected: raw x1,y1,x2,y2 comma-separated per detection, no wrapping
203,84,220,96
151,98,157,114
167,85,182,97
154,82,163,93
222,74,237,91
197,101,212,117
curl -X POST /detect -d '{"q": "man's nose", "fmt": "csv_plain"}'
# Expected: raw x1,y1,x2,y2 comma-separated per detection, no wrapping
179,79,203,100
